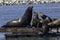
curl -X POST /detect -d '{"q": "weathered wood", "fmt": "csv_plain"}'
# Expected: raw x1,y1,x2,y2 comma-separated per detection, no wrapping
0,27,60,33
0,28,40,33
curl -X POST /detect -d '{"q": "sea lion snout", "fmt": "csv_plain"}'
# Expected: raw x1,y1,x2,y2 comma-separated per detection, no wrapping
33,12,38,18
40,12,44,16
28,6,33,10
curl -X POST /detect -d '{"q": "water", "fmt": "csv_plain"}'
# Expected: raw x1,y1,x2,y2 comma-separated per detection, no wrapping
0,3,60,40
17,37,60,40
6,37,60,40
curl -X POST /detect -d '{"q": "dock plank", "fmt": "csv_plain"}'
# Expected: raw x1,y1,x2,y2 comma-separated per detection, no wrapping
0,28,40,33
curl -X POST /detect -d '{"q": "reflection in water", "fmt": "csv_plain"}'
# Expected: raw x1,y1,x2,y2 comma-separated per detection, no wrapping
0,33,5,40
6,37,60,40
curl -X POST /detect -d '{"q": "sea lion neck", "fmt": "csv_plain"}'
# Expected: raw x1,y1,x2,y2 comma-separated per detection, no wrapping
34,12,39,19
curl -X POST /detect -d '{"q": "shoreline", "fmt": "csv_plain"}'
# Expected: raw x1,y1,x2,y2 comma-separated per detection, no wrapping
0,2,60,6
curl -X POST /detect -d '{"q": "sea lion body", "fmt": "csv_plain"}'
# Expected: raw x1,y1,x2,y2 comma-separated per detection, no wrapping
2,6,33,28
48,18,60,33
48,18,60,26
40,12,52,23
41,17,50,34
32,12,42,28
40,12,53,33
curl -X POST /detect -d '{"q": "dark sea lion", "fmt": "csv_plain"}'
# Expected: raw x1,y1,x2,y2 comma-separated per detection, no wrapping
32,12,42,28
2,6,33,28
42,19,49,34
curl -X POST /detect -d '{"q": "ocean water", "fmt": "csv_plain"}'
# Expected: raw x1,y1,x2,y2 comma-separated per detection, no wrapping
6,37,60,40
0,3,60,40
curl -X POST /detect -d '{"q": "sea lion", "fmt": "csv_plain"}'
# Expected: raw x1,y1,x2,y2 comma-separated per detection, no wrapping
40,12,60,33
48,19,60,33
40,12,60,32
40,12,55,32
2,6,33,28
40,12,52,22
32,12,42,28
42,19,49,34
48,19,60,26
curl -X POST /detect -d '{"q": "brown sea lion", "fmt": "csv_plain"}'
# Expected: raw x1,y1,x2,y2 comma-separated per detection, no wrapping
40,12,52,32
2,6,33,28
48,19,60,26
40,12,58,33
42,19,49,34
32,12,42,28
40,12,52,22
48,19,60,33
40,12,60,33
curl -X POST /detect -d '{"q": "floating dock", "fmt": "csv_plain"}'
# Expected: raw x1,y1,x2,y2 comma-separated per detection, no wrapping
0,28,60,40
0,28,41,33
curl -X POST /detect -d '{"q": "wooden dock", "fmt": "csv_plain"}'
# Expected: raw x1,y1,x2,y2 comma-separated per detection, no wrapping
0,28,41,33
0,28,42,40
0,27,60,40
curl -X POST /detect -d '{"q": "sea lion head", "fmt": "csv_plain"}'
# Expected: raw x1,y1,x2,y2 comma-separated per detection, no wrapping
40,12,52,22
40,12,44,16
40,12,46,19
28,6,33,10
20,6,33,26
23,6,33,16
25,6,33,12
33,12,39,19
